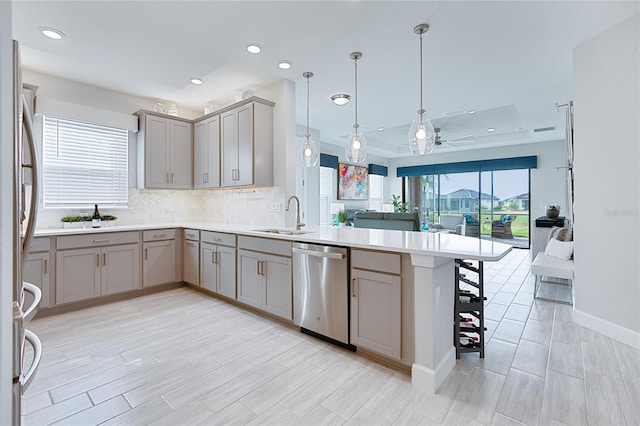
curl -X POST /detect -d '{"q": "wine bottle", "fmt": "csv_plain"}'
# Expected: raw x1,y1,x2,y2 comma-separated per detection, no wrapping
92,204,101,228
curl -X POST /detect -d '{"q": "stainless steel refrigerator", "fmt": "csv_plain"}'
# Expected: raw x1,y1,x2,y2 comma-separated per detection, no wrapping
11,39,43,426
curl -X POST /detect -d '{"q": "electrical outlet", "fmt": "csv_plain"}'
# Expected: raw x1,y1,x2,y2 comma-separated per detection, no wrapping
435,286,440,306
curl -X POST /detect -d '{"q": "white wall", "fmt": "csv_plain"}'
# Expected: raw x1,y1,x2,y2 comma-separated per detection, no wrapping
572,14,640,348
388,140,568,220
0,3,14,423
26,71,295,230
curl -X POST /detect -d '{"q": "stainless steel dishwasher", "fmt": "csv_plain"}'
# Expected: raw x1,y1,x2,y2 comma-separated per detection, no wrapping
292,242,355,350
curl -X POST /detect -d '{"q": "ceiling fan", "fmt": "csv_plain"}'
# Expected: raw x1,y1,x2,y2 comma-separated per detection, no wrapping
433,127,475,149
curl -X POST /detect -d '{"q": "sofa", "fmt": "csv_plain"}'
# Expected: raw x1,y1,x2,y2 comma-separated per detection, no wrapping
430,215,465,235
353,212,421,231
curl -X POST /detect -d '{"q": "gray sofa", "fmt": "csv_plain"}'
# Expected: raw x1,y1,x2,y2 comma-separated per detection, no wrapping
353,212,421,231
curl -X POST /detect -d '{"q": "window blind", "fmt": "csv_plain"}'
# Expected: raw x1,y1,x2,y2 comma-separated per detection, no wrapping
396,156,538,177
42,116,129,208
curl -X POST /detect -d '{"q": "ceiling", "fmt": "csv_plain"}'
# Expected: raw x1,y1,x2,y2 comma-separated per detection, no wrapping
12,1,639,159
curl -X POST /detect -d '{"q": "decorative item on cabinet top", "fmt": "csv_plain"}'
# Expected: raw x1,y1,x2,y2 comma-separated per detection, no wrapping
135,96,275,122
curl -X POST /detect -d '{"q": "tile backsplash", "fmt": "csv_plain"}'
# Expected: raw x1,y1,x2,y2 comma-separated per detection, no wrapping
36,186,287,229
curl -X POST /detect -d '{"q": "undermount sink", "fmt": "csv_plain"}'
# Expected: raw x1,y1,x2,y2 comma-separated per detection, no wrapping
252,228,311,236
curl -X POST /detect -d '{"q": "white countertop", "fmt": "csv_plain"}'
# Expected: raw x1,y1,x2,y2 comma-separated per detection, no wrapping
35,223,512,262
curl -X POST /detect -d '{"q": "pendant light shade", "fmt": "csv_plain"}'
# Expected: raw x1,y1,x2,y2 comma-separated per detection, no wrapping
345,52,367,163
299,72,318,167
408,23,436,155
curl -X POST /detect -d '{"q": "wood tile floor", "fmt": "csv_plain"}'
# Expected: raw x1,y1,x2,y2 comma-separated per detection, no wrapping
23,249,640,425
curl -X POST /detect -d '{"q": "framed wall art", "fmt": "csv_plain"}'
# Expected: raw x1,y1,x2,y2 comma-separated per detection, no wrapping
338,163,368,200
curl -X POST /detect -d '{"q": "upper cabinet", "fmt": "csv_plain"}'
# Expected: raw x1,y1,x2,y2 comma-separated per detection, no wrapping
135,97,274,191
220,99,274,188
193,115,220,189
136,112,193,189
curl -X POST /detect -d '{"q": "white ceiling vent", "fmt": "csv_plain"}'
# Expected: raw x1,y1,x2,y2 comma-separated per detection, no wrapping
533,126,556,133
441,108,468,117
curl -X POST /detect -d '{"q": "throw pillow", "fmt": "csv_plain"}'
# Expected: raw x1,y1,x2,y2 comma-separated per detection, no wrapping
544,237,574,260
464,214,474,224
501,215,511,224
549,226,573,242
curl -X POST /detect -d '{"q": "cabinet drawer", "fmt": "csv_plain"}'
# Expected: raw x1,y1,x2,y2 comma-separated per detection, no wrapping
28,237,50,253
201,231,236,247
351,249,401,275
57,231,139,250
237,236,291,257
143,229,176,241
184,229,200,241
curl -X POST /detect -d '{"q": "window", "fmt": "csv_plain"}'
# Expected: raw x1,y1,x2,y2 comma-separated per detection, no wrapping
319,166,334,224
42,116,128,208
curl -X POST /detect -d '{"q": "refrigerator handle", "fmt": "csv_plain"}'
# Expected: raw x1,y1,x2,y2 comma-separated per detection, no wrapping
21,94,39,262
21,282,41,324
21,329,42,392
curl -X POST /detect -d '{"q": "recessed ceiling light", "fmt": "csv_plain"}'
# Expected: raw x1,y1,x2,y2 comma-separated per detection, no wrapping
467,110,477,114
487,128,496,132
40,26,64,40
246,43,262,54
277,61,292,70
331,94,351,106
190,78,203,85
377,127,385,132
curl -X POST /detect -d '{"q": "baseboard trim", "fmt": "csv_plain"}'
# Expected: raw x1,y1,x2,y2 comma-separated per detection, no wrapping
573,309,640,350
411,346,456,394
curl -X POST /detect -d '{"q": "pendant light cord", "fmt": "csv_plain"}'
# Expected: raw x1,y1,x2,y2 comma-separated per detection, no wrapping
354,56,359,129
419,29,424,120
306,74,310,138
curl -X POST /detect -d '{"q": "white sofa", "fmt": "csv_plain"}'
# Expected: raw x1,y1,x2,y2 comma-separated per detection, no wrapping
531,227,574,305
430,215,465,235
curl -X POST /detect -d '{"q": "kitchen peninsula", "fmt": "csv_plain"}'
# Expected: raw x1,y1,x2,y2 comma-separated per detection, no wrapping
32,223,511,394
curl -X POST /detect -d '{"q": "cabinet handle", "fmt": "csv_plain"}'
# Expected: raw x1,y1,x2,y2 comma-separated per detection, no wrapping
171,173,174,184
214,237,221,242
166,173,169,184
103,253,106,266
154,233,167,238
203,173,208,183
96,254,100,267
43,259,47,274
352,278,357,298
257,260,261,275
215,252,220,264
144,248,148,260
261,261,266,276
187,241,196,247
93,239,109,243
211,251,216,264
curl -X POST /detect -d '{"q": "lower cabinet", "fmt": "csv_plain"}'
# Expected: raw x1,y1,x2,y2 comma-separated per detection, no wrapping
351,250,402,360
237,249,292,320
201,243,236,298
143,229,177,287
56,244,140,304
24,250,52,308
183,239,200,285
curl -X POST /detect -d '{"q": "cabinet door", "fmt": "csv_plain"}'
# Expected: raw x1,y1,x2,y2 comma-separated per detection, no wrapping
200,243,218,293
217,245,236,299
237,249,262,309
56,248,101,304
183,240,200,285
220,110,238,187
194,117,220,189
23,252,51,308
102,244,140,295
143,240,176,287
169,120,192,188
235,104,254,186
351,269,401,359
263,254,292,320
145,115,170,188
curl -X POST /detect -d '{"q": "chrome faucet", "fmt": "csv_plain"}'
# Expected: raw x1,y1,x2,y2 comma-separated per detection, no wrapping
286,195,305,230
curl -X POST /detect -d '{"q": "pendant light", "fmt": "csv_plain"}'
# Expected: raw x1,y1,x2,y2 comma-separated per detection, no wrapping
299,72,319,167
408,23,436,155
345,52,367,163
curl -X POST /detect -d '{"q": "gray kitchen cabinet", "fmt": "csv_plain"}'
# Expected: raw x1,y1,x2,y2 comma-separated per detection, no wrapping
193,116,220,189
56,232,140,304
200,231,236,298
143,229,177,287
23,237,51,308
183,229,200,285
237,236,292,320
136,111,193,189
220,98,274,188
351,250,402,360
